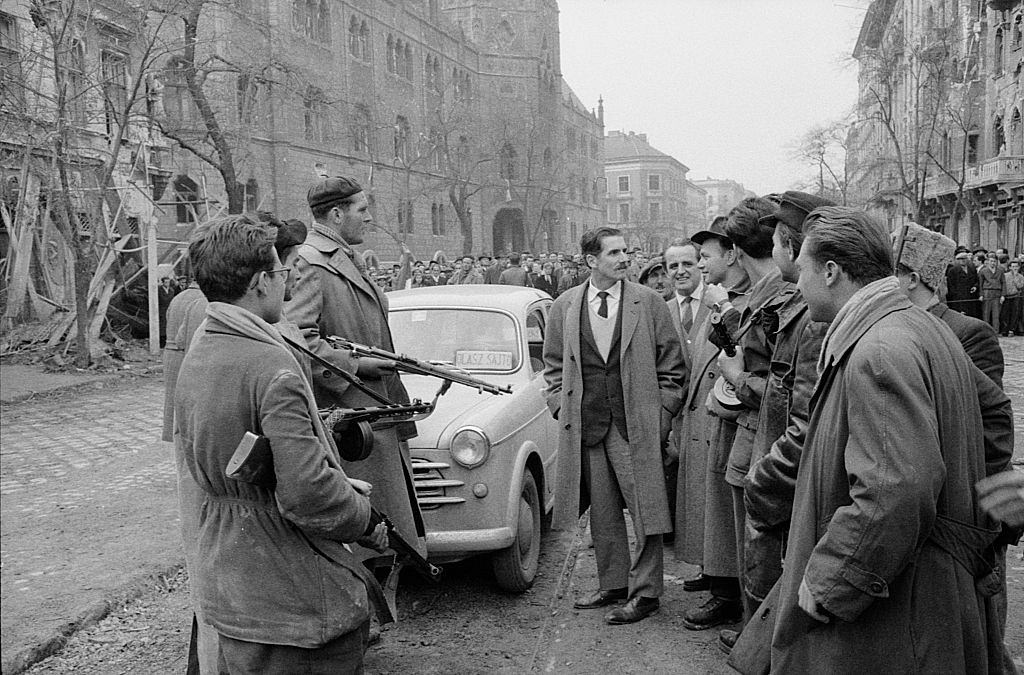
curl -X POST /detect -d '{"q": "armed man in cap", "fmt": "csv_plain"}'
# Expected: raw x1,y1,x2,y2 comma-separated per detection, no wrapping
770,207,1013,673
286,177,426,574
727,192,833,654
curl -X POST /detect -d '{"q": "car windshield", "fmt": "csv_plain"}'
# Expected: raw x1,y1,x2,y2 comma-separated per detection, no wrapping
389,308,521,372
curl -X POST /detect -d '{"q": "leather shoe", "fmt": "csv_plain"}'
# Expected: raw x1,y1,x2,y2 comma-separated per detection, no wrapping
682,596,742,630
574,587,627,609
605,596,660,625
718,629,739,654
682,572,711,592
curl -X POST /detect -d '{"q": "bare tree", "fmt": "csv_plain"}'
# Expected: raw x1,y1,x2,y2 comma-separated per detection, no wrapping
791,118,850,204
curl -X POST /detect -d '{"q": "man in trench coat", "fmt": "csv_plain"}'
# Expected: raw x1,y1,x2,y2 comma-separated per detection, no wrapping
543,226,686,625
286,177,426,564
772,207,1014,673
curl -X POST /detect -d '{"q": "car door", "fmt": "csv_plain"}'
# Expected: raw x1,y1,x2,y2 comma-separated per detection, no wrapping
523,301,556,509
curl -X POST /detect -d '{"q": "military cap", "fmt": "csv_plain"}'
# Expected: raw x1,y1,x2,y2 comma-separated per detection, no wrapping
638,257,666,284
758,191,835,231
307,176,363,210
893,222,955,291
691,216,732,246
275,218,308,254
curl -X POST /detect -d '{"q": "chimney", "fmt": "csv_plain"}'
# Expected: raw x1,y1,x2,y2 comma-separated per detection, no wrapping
598,96,604,126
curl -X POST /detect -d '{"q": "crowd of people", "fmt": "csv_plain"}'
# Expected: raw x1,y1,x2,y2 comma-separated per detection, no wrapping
945,246,1024,337
160,173,1024,674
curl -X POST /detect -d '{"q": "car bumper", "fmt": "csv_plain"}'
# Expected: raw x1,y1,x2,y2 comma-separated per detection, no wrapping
426,526,515,554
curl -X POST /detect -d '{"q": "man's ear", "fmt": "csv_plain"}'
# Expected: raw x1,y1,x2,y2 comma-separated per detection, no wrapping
824,260,841,287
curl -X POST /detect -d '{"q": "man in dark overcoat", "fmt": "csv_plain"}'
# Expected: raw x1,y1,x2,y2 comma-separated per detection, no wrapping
543,226,686,625
771,207,1014,673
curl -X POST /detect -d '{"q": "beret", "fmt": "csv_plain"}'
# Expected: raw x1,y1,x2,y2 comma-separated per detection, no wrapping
307,176,363,210
893,222,955,290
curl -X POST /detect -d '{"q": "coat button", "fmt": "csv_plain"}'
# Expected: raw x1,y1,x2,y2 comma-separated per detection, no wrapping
567,390,574,396
708,373,715,379
322,370,332,378
564,423,571,430
869,581,884,594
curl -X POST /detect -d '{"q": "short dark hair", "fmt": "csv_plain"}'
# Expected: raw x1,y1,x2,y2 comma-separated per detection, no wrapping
509,253,521,265
189,214,277,303
580,226,623,258
802,207,892,286
661,239,698,261
724,197,776,259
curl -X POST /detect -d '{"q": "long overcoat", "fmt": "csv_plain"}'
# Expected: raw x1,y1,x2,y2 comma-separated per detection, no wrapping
542,281,686,535
286,228,425,550
771,287,1012,674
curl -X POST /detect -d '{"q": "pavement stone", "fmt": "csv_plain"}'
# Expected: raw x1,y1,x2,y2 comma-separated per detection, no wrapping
0,365,125,405
0,377,181,673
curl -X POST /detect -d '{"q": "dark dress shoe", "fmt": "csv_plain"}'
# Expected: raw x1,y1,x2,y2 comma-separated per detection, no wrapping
682,572,711,592
573,587,628,609
605,596,660,625
718,629,739,654
682,596,742,630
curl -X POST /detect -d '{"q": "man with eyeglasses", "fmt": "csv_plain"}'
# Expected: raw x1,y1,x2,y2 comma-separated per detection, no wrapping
286,177,427,584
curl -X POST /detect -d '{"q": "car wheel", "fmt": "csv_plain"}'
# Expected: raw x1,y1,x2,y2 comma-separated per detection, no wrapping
492,469,541,593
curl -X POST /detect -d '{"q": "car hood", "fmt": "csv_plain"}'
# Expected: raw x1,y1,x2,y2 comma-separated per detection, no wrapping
403,374,513,449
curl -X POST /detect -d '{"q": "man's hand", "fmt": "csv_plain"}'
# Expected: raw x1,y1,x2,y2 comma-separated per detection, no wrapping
348,478,372,496
798,577,830,623
977,470,1024,527
356,357,396,379
704,283,729,309
358,521,389,553
717,345,745,385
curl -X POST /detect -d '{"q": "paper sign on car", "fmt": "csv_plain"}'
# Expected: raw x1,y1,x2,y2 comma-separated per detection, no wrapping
454,350,514,370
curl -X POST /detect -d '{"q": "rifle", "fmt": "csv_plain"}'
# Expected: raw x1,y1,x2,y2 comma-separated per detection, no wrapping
226,432,442,581
326,336,513,396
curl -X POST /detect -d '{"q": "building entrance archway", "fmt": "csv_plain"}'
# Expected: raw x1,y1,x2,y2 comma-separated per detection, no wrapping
492,208,525,254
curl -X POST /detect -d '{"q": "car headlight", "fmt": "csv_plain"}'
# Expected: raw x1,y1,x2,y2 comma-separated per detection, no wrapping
450,427,490,468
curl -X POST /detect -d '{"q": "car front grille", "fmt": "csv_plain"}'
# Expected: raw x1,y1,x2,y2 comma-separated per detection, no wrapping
411,457,466,510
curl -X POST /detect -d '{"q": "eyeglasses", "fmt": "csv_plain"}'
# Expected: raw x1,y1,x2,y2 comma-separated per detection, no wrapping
266,266,290,278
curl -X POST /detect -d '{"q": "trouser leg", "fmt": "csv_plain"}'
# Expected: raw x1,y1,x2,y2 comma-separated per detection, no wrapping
217,622,369,675
583,438,630,592
731,484,756,625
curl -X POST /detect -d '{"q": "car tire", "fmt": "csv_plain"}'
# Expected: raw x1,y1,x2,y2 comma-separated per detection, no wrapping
492,469,541,593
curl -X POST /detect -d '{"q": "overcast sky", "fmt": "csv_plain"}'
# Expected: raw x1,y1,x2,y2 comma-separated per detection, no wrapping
558,0,869,196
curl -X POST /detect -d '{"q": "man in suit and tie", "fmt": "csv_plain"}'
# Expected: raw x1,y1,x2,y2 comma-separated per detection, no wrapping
543,227,686,625
286,176,427,573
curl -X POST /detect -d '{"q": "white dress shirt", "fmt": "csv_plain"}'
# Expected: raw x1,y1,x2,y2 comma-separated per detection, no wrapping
587,280,621,361
675,282,705,329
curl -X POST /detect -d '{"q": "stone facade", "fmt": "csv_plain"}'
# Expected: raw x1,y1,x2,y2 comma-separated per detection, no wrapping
604,130,706,251
692,178,756,221
848,0,1023,253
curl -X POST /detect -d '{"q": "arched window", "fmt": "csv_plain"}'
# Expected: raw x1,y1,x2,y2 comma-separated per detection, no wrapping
394,115,410,163
359,21,370,60
425,55,434,89
316,0,328,43
174,175,199,224
352,103,371,153
1010,107,1023,155
994,28,1004,75
386,35,395,72
993,116,1005,155
292,0,307,33
462,73,471,100
349,16,360,56
500,143,517,180
437,203,445,235
304,86,329,141
404,43,413,80
244,178,259,212
162,58,195,126
431,203,438,235
543,147,552,169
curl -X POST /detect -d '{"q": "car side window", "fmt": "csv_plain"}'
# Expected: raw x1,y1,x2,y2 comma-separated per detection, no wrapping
526,309,545,376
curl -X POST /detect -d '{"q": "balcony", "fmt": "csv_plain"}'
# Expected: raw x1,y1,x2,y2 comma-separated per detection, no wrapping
922,155,1024,199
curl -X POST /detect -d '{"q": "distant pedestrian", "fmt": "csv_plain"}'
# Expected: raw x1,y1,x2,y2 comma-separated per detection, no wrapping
1001,259,1023,336
448,255,485,284
979,252,1005,332
499,253,529,286
946,247,980,318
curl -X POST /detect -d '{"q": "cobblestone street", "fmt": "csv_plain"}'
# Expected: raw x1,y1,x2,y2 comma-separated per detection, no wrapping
0,376,181,671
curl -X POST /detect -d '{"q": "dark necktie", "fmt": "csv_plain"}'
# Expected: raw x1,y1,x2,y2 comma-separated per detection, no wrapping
597,291,609,319
680,298,693,333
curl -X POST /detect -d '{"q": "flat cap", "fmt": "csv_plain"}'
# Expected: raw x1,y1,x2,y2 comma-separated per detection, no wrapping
307,176,363,210
893,222,955,291
638,257,666,284
691,216,731,246
275,218,308,253
758,191,835,230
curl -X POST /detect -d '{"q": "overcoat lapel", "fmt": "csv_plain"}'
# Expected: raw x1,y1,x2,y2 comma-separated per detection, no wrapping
619,282,641,355
564,284,585,366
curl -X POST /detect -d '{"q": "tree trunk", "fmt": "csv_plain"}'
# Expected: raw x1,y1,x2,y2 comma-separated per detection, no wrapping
56,155,92,367
225,180,245,214
450,185,473,255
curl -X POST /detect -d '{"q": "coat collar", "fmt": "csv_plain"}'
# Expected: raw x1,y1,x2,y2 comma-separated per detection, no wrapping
818,277,909,373
302,229,380,301
775,289,809,333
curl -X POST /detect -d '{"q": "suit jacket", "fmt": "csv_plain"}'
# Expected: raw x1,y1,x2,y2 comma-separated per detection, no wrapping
543,281,687,535
530,273,558,298
286,228,425,547
928,302,1004,389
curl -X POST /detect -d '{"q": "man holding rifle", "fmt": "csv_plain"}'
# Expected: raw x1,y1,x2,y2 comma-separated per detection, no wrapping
175,215,389,672
286,176,427,571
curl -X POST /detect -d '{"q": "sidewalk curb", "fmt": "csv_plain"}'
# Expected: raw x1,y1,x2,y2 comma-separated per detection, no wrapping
0,368,162,406
1,561,185,675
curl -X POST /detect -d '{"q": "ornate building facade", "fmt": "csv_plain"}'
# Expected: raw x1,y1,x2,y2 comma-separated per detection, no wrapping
603,130,706,251
848,0,1023,253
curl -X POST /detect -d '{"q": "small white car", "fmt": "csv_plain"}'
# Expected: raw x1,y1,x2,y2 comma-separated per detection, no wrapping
388,285,557,592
